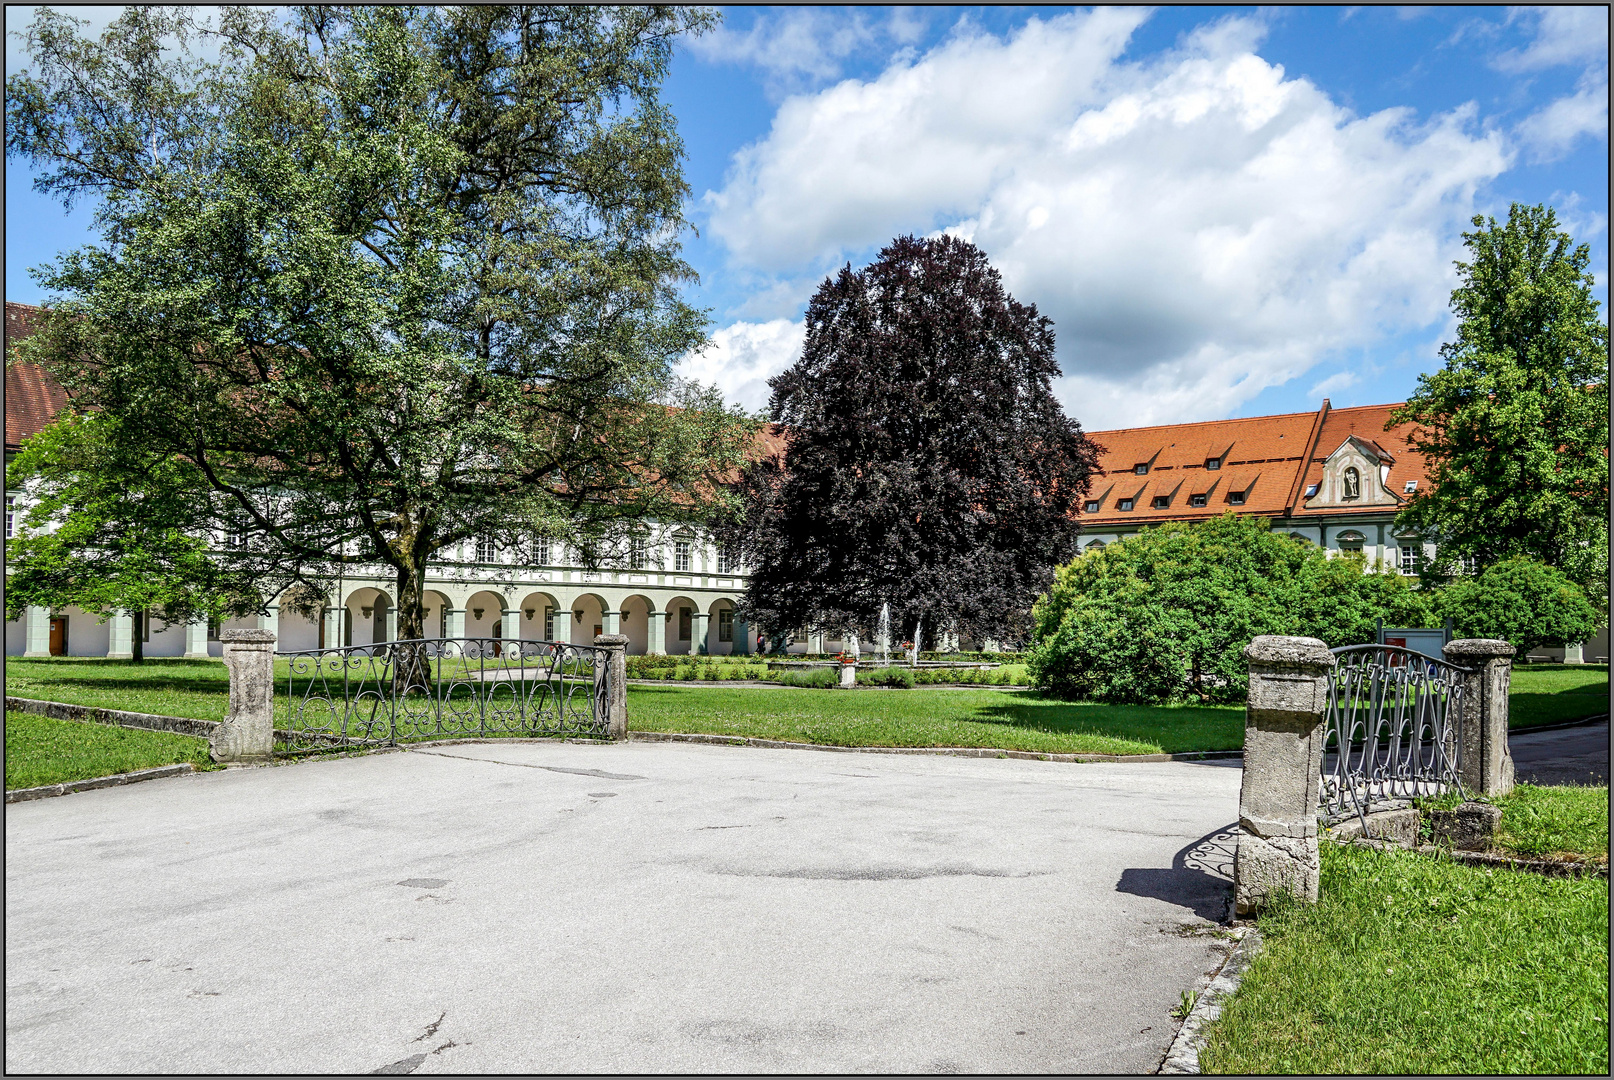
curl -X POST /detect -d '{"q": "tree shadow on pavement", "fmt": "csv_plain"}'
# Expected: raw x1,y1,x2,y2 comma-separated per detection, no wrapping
1115,823,1239,923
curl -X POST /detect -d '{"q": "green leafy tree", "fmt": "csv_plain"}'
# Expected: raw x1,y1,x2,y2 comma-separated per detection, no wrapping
1390,203,1609,604
5,6,752,639
1435,557,1600,659
1029,515,1436,704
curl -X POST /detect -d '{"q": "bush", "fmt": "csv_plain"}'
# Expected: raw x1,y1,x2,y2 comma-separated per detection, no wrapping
770,668,838,688
1436,557,1601,658
856,666,914,688
1029,515,1438,704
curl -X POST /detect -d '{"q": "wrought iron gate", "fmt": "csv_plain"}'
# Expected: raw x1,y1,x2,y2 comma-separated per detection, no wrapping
1319,644,1469,828
277,638,612,753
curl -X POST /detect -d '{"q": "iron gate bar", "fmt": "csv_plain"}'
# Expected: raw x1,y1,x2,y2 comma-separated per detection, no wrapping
277,637,612,754
1320,644,1470,831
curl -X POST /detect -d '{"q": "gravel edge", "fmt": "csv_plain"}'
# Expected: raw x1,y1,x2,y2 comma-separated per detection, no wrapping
626,730,1244,764
6,763,196,803
1158,926,1264,1075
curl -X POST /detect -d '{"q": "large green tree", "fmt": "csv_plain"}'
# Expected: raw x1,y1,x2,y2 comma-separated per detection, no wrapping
1390,203,1609,602
5,5,752,639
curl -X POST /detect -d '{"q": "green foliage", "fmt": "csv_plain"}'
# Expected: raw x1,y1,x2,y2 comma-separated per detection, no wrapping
1490,783,1609,861
1391,203,1609,602
1435,557,1600,658
1200,843,1608,1075
1030,515,1436,703
5,6,751,639
5,710,214,790
770,668,839,689
856,666,915,689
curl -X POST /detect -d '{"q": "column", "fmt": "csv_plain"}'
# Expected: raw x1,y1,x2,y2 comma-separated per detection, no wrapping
692,611,710,656
23,605,51,657
321,606,343,648
1233,635,1333,917
601,608,620,635
258,604,279,635
443,605,466,640
212,628,277,763
383,604,397,643
593,633,629,739
646,607,666,655
733,615,750,656
1563,641,1585,665
1444,638,1516,796
107,610,134,660
183,618,210,660
502,604,522,657
807,629,825,655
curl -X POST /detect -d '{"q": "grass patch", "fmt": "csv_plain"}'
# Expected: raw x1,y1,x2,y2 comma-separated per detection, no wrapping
1200,842,1609,1075
1509,663,1608,729
5,710,214,790
6,657,232,723
624,685,1242,755
1424,783,1610,863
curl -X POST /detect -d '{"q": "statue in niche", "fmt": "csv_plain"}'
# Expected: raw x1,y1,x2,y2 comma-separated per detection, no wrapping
1342,466,1360,499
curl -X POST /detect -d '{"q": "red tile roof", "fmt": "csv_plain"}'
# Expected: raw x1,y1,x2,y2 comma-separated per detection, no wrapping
1081,399,1431,527
5,302,69,452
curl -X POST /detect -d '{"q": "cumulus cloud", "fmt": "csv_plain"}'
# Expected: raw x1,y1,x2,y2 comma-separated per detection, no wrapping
700,10,1510,427
676,318,804,415
1492,6,1610,72
688,7,927,98
1497,6,1609,162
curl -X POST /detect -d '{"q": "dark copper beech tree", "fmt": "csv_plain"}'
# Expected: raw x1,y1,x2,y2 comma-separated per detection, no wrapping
720,235,1100,650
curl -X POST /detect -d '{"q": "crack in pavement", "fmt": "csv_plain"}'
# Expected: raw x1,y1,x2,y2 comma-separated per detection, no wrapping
408,750,645,781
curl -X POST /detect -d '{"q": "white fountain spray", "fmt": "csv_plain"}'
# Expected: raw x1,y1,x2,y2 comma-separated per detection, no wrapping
910,616,923,668
877,603,891,665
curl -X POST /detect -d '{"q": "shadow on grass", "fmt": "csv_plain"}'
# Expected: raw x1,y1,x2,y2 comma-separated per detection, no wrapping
967,693,1245,753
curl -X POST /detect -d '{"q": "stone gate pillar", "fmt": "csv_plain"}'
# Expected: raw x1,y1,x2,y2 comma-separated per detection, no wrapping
1234,635,1333,916
594,633,628,738
1443,638,1515,796
213,628,278,763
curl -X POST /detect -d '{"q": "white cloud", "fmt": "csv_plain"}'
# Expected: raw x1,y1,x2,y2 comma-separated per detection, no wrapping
677,319,804,414
1515,72,1609,161
701,10,1510,428
689,8,929,99
1309,370,1360,397
1493,6,1610,72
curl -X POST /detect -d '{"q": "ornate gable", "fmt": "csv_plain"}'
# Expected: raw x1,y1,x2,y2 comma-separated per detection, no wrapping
1304,435,1400,510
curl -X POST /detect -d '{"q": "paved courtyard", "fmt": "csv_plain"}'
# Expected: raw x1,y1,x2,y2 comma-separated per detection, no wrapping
6,742,1241,1073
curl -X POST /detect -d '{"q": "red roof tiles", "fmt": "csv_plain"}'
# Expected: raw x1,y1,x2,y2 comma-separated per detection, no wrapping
5,302,69,452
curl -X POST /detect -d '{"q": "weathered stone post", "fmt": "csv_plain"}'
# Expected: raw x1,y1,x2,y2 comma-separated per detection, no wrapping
594,633,629,739
212,628,278,763
1443,638,1515,796
1234,635,1333,917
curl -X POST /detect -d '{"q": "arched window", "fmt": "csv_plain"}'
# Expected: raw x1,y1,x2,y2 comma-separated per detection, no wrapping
1336,531,1365,553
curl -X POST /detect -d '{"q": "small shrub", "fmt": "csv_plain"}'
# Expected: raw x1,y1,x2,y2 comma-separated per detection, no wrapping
771,668,838,689
857,666,914,688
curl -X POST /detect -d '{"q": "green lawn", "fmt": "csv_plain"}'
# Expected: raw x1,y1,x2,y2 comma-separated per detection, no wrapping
625,685,1243,755
1200,841,1609,1075
1423,783,1610,863
5,710,214,790
1509,663,1608,729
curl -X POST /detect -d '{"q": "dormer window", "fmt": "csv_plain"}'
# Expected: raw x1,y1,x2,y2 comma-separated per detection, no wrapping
1134,462,1150,476
1205,457,1221,471
1083,500,1100,513
1403,480,1418,494
1151,496,1170,509
1117,498,1135,511
1305,483,1319,498
1228,491,1246,506
1189,493,1207,508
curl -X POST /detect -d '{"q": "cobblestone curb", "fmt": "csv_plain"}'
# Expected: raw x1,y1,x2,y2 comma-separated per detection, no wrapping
628,730,1243,764
1158,926,1263,1075
6,763,196,803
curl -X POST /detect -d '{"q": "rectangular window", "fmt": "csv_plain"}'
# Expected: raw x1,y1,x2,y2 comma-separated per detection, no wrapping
534,536,551,565
1151,496,1170,509
1228,491,1246,505
1403,480,1418,493
207,615,221,640
630,536,647,570
1206,458,1221,470
5,495,15,538
1305,483,1319,498
476,537,497,562
716,547,735,574
225,522,246,549
1117,498,1134,511
1399,545,1419,575
1083,500,1099,513
1134,462,1150,475
678,607,692,641
718,609,734,642
1188,493,1207,508
674,540,691,573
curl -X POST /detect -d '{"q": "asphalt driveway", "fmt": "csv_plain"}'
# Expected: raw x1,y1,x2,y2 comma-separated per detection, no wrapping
6,741,1241,1074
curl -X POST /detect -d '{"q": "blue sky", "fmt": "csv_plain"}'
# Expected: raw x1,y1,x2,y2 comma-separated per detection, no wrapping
7,6,1609,430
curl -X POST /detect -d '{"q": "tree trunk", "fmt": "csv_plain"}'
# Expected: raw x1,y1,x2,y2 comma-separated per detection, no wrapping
132,610,145,664
395,560,429,643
